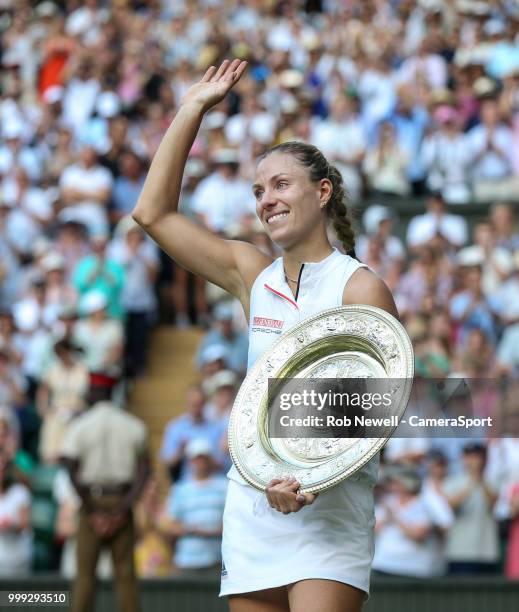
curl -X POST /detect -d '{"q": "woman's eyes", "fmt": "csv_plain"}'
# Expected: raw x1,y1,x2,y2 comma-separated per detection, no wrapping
254,181,288,199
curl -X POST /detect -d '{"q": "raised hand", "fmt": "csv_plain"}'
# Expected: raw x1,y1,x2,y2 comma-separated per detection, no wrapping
181,59,248,114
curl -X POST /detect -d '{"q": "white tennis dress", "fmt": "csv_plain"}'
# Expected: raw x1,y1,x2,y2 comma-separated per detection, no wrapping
220,248,377,597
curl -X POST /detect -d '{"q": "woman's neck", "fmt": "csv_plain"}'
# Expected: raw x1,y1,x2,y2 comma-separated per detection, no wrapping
282,239,333,281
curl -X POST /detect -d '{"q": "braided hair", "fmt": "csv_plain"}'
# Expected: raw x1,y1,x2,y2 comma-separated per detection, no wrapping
259,141,356,257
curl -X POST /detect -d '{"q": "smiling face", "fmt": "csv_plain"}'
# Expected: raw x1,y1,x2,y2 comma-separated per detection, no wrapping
253,152,330,250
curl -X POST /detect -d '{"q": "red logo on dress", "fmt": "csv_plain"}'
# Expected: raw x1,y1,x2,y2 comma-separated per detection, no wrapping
253,316,284,329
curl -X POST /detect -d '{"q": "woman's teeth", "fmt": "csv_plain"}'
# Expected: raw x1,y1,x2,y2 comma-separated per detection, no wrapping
267,213,289,224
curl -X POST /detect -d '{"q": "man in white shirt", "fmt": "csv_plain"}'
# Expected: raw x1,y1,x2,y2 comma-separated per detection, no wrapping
61,60,100,131
191,149,254,235
310,93,367,202
466,99,519,201
59,145,113,237
406,192,468,252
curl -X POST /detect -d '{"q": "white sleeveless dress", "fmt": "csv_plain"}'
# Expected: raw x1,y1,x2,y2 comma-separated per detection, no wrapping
220,248,377,597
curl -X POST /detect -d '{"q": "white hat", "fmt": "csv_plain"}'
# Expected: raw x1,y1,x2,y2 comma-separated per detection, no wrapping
213,301,234,322
363,205,392,235
185,438,213,459
185,158,207,178
211,148,240,165
32,237,53,257
204,111,227,130
80,291,108,315
36,2,59,18
3,121,24,140
43,85,64,105
199,343,229,365
484,19,506,36
96,92,121,118
456,246,485,267
279,70,304,89
205,369,238,396
456,0,490,15
42,252,65,272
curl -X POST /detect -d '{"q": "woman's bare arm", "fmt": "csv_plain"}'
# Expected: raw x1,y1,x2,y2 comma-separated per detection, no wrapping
132,59,271,303
343,268,399,319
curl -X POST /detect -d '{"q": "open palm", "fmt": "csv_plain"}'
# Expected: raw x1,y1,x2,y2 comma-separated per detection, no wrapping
181,59,248,113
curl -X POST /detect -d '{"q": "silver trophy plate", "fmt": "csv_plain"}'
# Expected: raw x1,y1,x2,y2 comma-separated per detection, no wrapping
228,305,414,493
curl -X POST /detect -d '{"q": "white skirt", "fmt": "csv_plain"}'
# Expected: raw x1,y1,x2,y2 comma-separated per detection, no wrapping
219,475,375,597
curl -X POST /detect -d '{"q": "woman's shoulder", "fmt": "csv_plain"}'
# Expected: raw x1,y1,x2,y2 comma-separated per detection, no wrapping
228,241,275,294
342,266,399,319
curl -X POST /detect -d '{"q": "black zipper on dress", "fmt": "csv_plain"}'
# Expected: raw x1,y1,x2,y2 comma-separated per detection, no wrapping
295,264,305,301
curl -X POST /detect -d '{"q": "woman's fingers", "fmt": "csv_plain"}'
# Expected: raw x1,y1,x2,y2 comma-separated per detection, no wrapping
201,66,217,82
210,59,230,82
266,477,310,513
295,492,317,506
233,60,248,81
222,58,243,80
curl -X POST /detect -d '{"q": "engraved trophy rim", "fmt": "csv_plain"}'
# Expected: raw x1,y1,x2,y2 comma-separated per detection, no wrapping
228,305,414,494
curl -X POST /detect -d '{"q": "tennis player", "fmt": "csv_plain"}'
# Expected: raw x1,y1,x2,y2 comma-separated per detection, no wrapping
133,59,398,612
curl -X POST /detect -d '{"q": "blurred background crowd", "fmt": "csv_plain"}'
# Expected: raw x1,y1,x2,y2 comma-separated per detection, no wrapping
1,0,519,592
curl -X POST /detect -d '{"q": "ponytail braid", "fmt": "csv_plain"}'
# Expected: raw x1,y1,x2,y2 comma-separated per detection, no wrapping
325,163,356,257
259,141,357,258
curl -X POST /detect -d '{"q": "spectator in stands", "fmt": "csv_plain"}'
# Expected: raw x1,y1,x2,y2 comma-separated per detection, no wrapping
0,310,23,367
60,391,150,612
309,93,366,202
364,122,410,197
0,348,25,408
490,201,519,251
0,217,20,309
36,339,89,464
356,205,406,268
196,302,248,376
134,476,171,578
444,442,499,575
61,57,100,133
420,106,471,203
389,84,429,195
73,291,124,395
0,449,32,576
73,234,125,319
450,264,501,347
406,192,468,252
54,221,90,279
198,344,230,381
373,468,439,577
203,370,237,425
486,437,519,535
190,149,254,235
111,151,146,225
160,438,227,570
108,218,159,378
497,316,519,377
160,385,226,483
395,246,453,317
420,451,454,576
0,406,35,485
506,478,519,579
58,145,113,238
457,221,514,296
467,98,519,201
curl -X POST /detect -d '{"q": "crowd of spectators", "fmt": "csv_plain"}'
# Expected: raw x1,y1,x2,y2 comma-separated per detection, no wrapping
1,0,519,585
